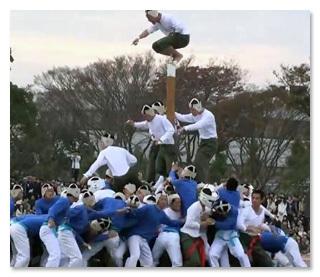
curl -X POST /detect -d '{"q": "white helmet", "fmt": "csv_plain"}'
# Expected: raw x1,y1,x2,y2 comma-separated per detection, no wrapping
181,165,197,179
141,104,155,117
114,192,126,201
60,189,68,198
199,184,219,208
155,190,168,203
101,132,115,147
82,191,96,207
11,184,23,199
146,10,159,18
66,183,80,199
41,183,54,197
127,195,140,208
189,98,203,112
143,194,157,205
213,200,231,214
90,217,112,232
168,193,180,205
152,101,166,115
88,177,105,193
124,183,136,194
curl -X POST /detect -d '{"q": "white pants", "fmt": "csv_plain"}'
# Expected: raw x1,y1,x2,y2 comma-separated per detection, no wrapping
152,232,182,267
39,225,61,267
113,239,127,267
82,236,122,267
209,230,251,267
58,229,82,267
125,235,153,267
274,251,291,267
284,237,307,267
10,224,30,267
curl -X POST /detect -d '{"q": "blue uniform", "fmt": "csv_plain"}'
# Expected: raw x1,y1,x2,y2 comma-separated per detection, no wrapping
35,196,60,215
126,204,182,242
88,197,136,232
217,187,240,209
47,197,72,226
169,170,197,217
215,205,238,230
260,231,288,253
14,214,48,237
10,197,15,218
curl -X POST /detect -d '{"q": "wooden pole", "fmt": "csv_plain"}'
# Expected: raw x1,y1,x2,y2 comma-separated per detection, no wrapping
166,63,176,124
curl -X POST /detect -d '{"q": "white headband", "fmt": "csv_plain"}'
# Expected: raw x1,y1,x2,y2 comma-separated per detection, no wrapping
141,105,155,117
189,98,203,112
147,10,159,18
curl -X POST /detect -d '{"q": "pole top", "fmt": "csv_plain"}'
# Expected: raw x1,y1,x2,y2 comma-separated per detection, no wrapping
167,63,176,77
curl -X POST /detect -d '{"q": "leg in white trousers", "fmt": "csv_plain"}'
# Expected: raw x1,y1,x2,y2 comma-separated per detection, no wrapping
227,237,251,267
58,229,83,267
209,234,251,267
125,235,153,267
82,241,105,267
39,225,61,267
284,237,307,267
274,251,291,267
220,247,230,267
113,239,127,267
10,224,30,267
152,232,182,267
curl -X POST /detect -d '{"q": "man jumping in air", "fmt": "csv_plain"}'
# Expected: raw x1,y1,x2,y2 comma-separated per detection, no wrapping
132,10,190,63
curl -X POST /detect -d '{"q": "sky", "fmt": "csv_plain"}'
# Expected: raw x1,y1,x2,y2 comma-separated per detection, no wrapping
10,10,310,88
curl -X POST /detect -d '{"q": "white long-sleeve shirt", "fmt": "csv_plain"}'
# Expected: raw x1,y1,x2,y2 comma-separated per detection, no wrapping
84,146,137,178
134,114,175,144
147,13,189,36
237,205,267,232
180,201,211,238
175,109,218,139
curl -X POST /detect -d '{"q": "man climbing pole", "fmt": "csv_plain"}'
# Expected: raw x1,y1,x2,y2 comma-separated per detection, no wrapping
132,10,190,63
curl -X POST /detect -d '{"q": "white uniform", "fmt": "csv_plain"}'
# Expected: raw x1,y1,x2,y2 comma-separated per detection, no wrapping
39,224,61,267
134,114,175,145
152,207,183,267
82,235,124,267
84,146,137,178
147,13,189,36
58,225,82,267
10,223,30,267
209,229,251,267
175,109,217,140
180,201,211,258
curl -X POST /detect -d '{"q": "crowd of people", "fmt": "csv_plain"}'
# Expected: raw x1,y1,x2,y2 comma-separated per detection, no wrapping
10,98,310,268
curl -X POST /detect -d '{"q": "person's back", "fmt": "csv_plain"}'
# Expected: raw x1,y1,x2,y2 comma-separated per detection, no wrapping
99,146,137,177
171,177,197,217
218,187,240,209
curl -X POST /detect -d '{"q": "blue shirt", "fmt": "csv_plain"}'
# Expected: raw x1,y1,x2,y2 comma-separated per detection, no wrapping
88,197,136,232
126,204,181,241
260,231,288,253
47,197,72,226
14,214,48,237
169,170,197,217
217,187,240,209
215,205,238,231
10,197,15,218
35,196,60,215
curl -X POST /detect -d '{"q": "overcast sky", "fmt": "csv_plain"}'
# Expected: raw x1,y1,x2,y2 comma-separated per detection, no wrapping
10,10,310,87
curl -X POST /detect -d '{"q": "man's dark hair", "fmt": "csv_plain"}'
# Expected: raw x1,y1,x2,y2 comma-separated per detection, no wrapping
226,177,239,191
252,189,265,200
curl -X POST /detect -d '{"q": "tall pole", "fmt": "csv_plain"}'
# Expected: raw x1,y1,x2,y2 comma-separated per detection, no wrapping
166,63,176,124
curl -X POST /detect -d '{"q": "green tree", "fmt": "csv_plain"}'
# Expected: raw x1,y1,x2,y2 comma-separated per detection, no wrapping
280,139,310,194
